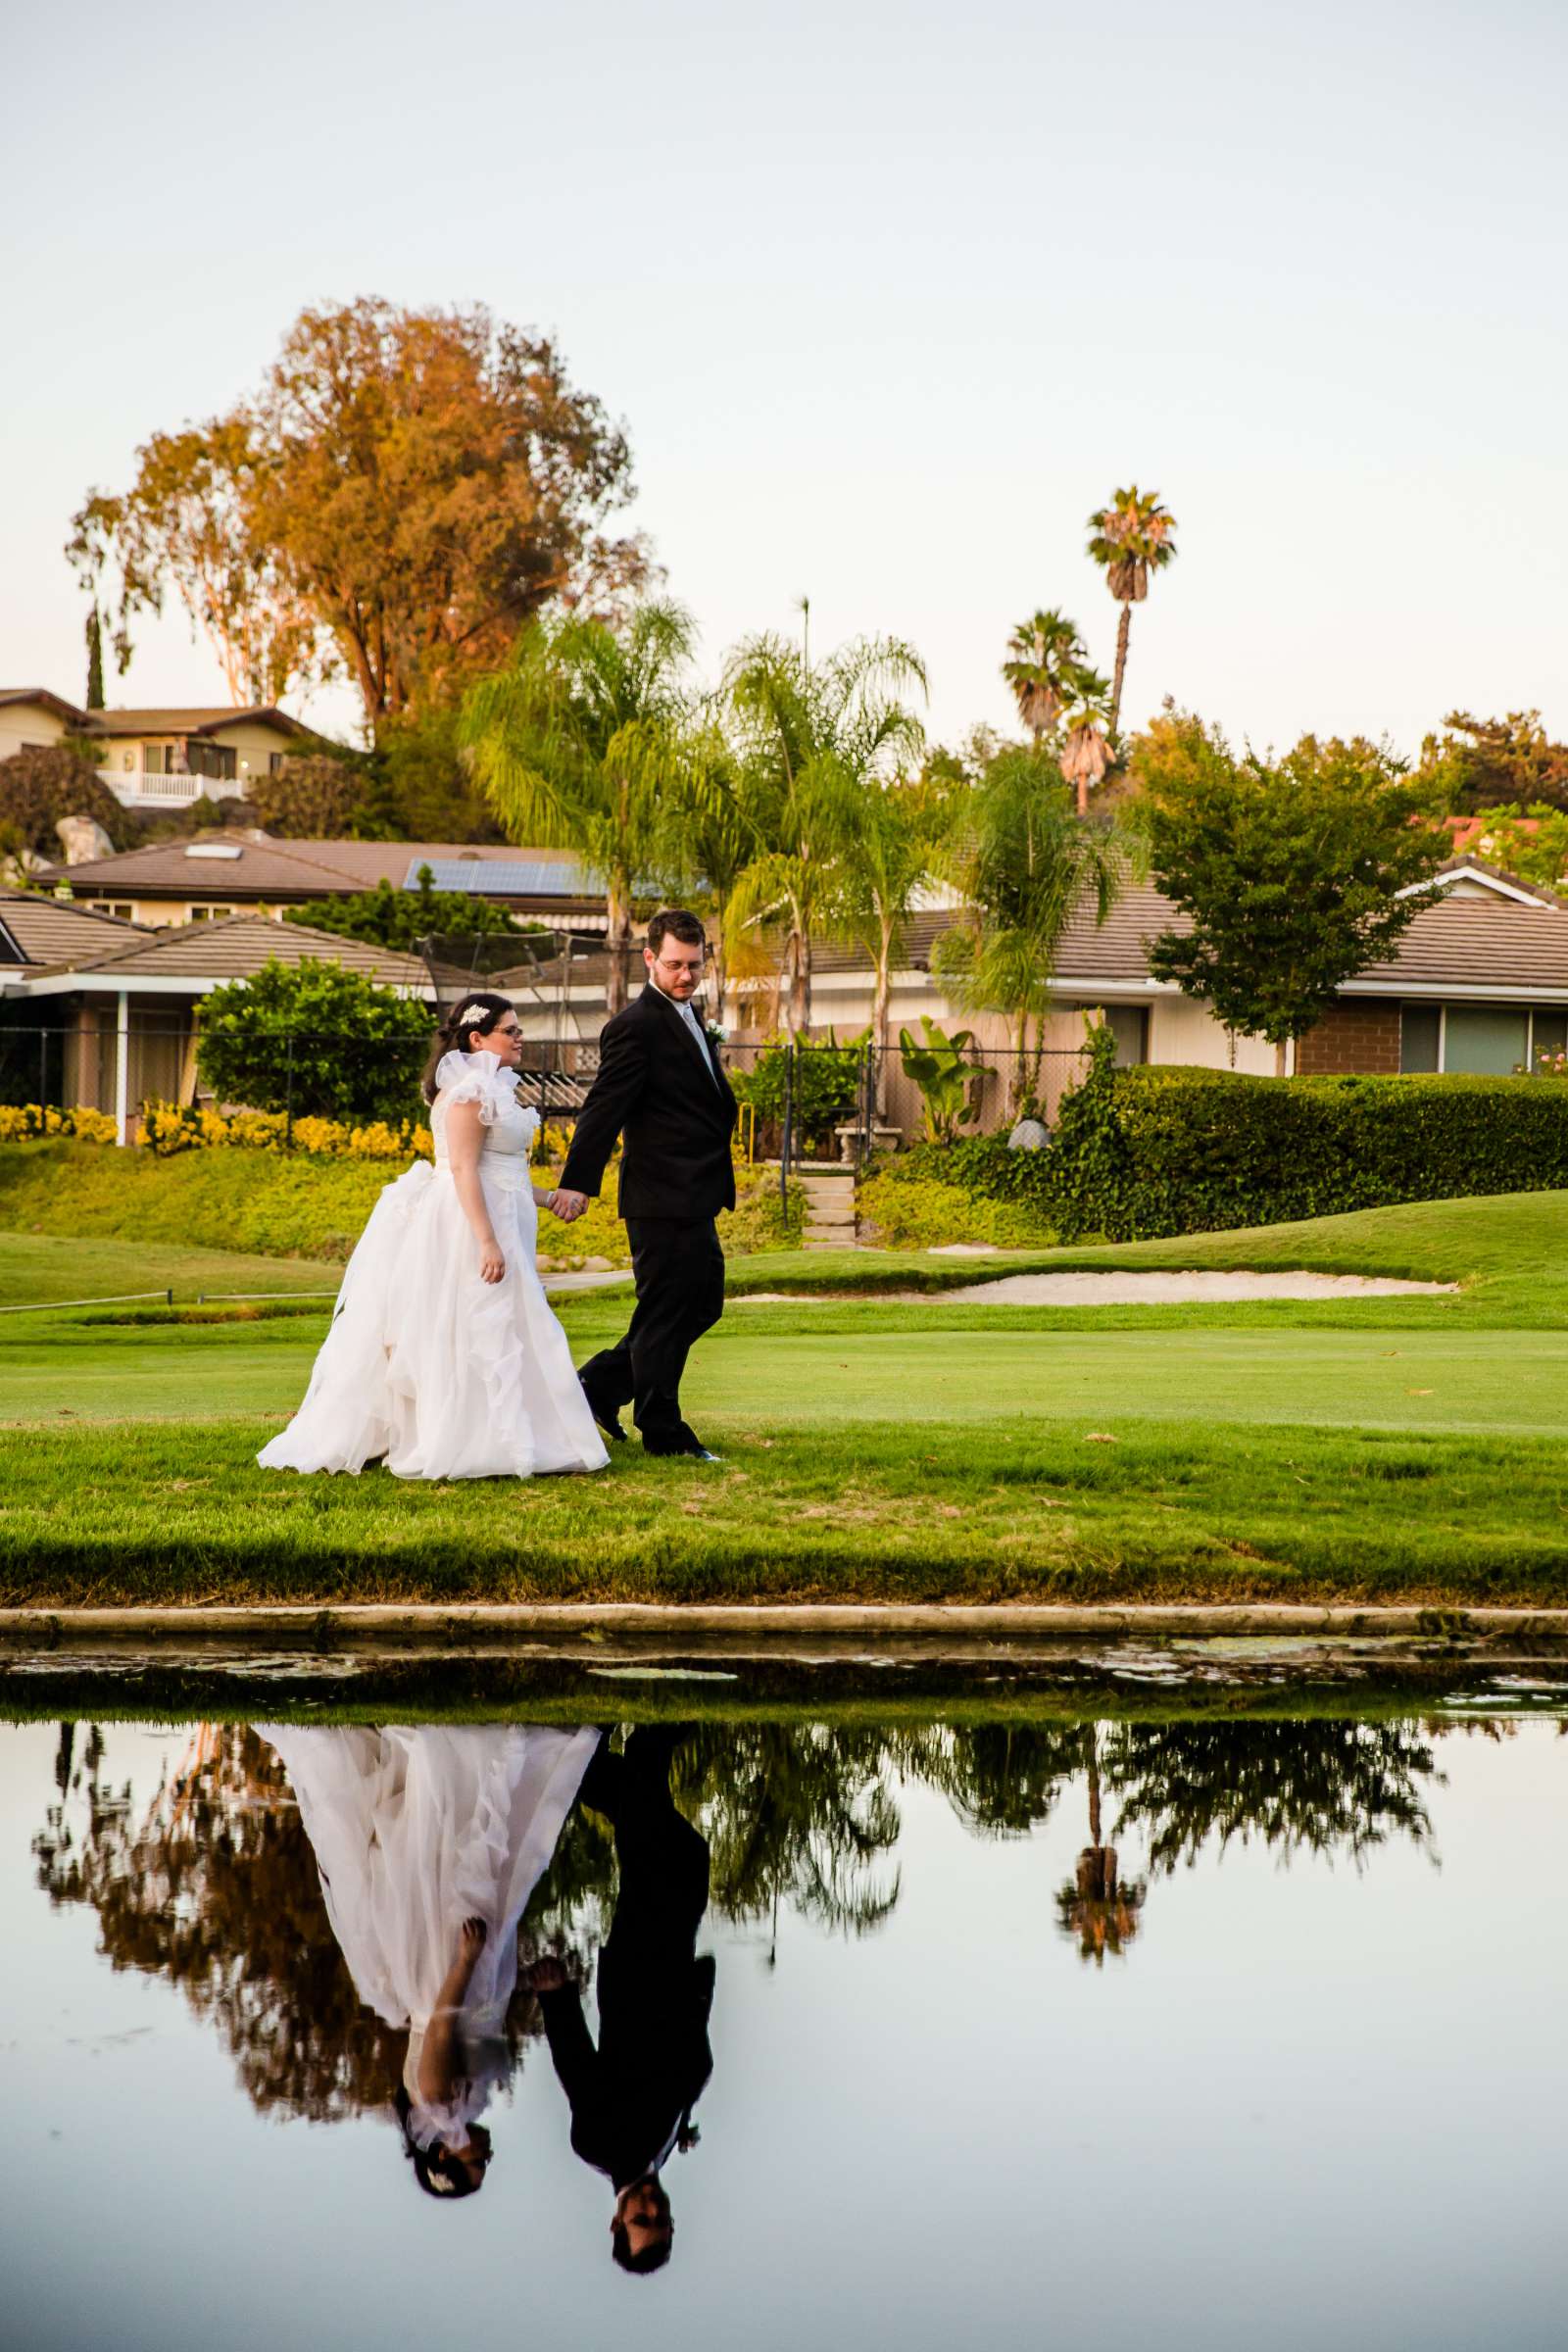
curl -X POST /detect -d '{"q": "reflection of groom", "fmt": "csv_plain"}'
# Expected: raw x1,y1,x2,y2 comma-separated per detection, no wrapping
530,1728,714,2276
554,908,737,1460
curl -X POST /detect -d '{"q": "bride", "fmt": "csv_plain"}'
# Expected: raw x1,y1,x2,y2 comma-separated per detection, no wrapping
259,992,609,1481
257,1721,600,2199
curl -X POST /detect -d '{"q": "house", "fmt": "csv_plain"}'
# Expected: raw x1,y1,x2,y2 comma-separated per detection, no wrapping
801,858,1568,1088
0,690,309,810
49,829,605,932
14,912,433,1142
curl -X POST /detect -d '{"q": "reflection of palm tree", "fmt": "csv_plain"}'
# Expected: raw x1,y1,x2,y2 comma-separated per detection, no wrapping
1055,1724,1146,1966
677,1725,903,1944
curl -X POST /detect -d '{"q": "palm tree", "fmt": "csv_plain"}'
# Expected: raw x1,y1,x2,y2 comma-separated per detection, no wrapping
1055,1723,1146,1966
461,599,695,1013
724,632,926,1035
654,704,760,1028
1086,486,1178,733
1002,609,1089,744
1057,663,1114,815
830,776,935,1103
934,742,1125,1104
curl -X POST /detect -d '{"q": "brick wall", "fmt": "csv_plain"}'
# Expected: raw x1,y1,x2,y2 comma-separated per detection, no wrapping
1296,999,1402,1076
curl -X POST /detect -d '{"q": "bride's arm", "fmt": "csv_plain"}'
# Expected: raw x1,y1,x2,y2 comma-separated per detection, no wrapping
444,1100,506,1284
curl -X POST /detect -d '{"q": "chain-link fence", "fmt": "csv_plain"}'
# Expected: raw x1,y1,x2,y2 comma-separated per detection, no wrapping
0,1005,1091,1163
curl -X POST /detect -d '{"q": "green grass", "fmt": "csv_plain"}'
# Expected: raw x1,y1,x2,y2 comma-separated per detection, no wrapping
4,1190,1567,1609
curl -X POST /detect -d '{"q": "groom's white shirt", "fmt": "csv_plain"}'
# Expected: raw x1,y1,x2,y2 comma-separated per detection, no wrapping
649,977,720,1087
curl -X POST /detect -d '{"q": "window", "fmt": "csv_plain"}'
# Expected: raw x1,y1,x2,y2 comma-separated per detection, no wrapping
188,905,235,923
1401,1004,1565,1074
90,902,135,921
269,752,285,775
1102,1004,1149,1066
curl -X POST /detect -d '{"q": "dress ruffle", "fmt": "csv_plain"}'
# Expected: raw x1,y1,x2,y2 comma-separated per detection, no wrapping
432,1048,534,1132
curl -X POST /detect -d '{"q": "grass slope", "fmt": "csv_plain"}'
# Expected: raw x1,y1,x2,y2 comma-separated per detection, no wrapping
3,1190,1565,1608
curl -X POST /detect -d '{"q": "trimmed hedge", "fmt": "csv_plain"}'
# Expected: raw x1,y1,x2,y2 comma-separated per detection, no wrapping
877,1041,1568,1241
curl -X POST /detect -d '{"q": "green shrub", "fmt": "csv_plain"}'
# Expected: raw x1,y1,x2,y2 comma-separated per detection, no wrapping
890,1029,1568,1242
730,1035,865,1152
0,1139,803,1268
196,959,432,1123
858,1166,1055,1250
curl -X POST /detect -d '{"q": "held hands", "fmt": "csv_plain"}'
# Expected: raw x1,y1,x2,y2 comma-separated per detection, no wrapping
548,1188,590,1224
526,1957,567,1994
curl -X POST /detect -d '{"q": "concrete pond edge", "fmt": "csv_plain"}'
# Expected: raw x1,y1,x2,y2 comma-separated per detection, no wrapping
4,1600,1568,1658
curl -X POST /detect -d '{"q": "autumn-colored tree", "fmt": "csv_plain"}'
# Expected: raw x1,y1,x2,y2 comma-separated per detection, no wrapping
1086,484,1177,732
1416,710,1568,815
70,300,647,728
463,600,694,1013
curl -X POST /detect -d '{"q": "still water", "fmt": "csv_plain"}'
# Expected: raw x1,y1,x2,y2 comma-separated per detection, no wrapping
1,1704,1562,2350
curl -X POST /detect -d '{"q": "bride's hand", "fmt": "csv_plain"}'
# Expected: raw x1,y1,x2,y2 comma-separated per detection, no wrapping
477,1237,505,1284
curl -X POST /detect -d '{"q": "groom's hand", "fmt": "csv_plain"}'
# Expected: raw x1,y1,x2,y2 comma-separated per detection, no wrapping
551,1188,589,1222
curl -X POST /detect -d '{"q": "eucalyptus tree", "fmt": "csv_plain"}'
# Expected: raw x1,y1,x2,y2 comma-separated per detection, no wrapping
1086,485,1178,732
934,742,1126,1104
1002,608,1092,744
462,598,695,1012
724,632,926,1035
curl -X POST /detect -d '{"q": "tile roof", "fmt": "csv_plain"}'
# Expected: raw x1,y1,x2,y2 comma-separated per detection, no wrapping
50,831,601,904
818,870,1568,999
0,893,148,967
28,911,431,991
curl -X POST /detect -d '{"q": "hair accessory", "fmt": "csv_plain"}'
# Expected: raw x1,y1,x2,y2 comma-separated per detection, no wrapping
454,1002,491,1031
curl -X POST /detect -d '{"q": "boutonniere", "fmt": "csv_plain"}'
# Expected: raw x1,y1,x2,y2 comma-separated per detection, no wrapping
705,1020,728,1044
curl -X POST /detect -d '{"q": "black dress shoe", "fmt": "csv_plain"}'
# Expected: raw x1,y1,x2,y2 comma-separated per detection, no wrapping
644,1423,722,1462
579,1378,626,1444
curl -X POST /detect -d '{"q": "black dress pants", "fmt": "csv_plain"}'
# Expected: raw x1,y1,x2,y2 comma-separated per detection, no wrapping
579,1216,724,1449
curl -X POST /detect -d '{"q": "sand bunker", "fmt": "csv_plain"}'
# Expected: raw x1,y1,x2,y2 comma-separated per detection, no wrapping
735,1269,1457,1305
923,1269,1457,1304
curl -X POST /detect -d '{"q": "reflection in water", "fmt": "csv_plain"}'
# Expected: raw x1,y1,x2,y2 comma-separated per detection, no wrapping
535,1727,714,2276
29,1712,1449,2136
257,1724,599,2198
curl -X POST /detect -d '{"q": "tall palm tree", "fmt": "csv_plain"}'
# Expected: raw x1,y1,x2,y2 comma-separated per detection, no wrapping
1002,609,1089,744
654,703,760,1027
461,599,695,1012
1055,1723,1146,1966
934,742,1126,1104
724,632,926,1035
1086,486,1178,733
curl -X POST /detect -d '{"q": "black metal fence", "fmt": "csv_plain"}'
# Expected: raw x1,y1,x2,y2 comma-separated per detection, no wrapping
0,1011,1091,1168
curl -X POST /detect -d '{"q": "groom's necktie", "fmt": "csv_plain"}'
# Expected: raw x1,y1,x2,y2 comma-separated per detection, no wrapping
676,997,720,1087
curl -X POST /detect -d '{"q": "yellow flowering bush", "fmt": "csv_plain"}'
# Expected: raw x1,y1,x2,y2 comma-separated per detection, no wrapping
0,1102,119,1144
137,1101,433,1160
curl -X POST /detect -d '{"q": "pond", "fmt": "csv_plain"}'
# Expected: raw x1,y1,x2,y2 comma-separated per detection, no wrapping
2,1687,1563,2350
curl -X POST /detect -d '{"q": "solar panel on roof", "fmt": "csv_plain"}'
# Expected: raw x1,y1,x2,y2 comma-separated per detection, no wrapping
403,858,592,897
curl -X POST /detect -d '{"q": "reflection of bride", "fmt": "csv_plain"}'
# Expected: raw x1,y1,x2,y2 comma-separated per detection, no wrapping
258,1723,598,2199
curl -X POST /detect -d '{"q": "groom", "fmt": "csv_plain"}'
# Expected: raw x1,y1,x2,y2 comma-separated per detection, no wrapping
554,907,737,1460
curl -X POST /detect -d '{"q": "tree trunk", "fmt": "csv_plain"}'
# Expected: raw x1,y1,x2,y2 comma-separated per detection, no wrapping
1109,601,1133,733
790,921,812,1037
873,914,894,1117
708,895,728,1032
1086,1725,1102,1848
606,878,632,1016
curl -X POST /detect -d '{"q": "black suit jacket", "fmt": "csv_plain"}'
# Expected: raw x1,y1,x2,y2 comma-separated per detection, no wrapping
560,985,738,1222
539,1956,716,2192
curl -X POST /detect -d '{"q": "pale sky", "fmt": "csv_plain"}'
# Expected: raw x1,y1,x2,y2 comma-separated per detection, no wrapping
4,0,1564,760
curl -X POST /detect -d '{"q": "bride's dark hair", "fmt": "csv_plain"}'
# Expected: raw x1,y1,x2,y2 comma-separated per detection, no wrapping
420,992,515,1104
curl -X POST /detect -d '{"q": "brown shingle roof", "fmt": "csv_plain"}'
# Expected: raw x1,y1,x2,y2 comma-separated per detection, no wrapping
83,705,308,740
0,893,148,967
53,830,378,899
29,912,430,991
0,689,89,727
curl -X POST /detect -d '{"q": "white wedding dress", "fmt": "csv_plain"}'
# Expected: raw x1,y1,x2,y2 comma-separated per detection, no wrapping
259,1722,599,2149
258,1049,609,1481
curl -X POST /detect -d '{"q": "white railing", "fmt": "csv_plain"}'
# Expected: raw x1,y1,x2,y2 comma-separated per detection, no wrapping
100,767,213,806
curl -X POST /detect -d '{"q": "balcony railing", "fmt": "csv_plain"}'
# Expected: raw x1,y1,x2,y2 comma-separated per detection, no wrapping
101,767,226,805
